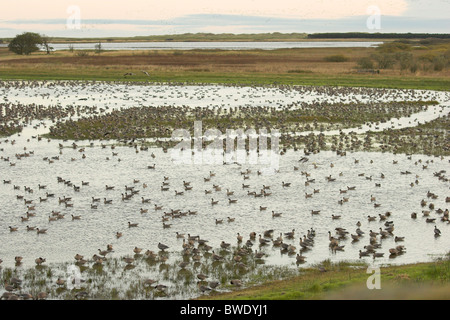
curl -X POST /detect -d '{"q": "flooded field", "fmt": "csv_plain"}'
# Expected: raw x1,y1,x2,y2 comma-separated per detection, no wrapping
0,81,449,299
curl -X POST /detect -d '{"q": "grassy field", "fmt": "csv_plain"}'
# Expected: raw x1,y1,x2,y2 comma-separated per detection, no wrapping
0,40,449,90
198,257,450,300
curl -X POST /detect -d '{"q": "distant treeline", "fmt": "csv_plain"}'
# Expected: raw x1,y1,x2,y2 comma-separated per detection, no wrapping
308,33,450,39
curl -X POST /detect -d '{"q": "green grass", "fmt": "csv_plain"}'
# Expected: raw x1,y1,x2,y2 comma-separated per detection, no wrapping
199,257,450,300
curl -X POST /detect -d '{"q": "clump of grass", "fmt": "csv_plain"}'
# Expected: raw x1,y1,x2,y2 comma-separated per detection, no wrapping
287,69,313,73
324,54,348,62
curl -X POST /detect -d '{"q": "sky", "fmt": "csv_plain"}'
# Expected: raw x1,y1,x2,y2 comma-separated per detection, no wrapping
0,0,448,38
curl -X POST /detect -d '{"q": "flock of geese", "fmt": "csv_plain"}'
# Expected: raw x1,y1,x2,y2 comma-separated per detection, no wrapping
1,145,448,299
0,81,449,300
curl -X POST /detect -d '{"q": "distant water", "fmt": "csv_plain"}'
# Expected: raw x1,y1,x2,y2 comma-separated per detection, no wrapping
34,41,382,51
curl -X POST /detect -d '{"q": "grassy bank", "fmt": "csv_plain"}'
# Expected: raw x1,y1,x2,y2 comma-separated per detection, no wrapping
198,257,450,300
0,44,449,90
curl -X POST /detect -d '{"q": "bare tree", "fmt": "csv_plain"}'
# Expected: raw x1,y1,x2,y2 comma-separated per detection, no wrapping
95,41,102,54
41,34,53,54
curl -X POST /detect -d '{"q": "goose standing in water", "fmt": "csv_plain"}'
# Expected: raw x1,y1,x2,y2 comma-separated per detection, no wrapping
434,226,441,237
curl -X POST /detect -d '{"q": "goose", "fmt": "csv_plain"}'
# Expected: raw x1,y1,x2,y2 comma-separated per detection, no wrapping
359,250,370,257
299,238,311,250
36,228,47,234
284,229,295,239
230,279,242,287
145,250,157,259
176,232,185,239
369,230,379,237
141,197,151,204
71,215,81,220
389,248,399,255
211,251,224,261
258,235,270,245
282,181,291,187
56,278,66,287
379,228,389,238
272,238,282,247
35,257,46,266
128,222,138,228
296,253,306,263
158,242,169,251
328,231,339,246
74,254,84,261
211,198,218,205
434,226,441,236
215,218,223,224
227,217,235,223
254,250,265,259
208,281,220,289
220,241,231,249
123,257,135,265
373,252,384,258
272,211,282,218
263,229,274,237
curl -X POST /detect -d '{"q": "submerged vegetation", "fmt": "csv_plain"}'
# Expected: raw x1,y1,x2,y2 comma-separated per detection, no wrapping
2,250,448,300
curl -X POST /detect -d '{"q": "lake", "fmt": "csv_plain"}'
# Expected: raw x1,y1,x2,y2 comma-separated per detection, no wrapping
23,41,383,51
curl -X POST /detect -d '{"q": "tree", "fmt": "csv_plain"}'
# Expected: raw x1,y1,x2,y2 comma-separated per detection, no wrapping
95,41,102,54
8,32,43,55
41,35,53,54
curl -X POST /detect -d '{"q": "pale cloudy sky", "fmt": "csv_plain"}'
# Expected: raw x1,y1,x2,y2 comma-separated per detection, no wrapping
0,0,448,37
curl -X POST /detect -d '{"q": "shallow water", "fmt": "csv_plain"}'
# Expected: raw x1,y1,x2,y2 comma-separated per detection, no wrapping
0,82,449,284
29,41,383,52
